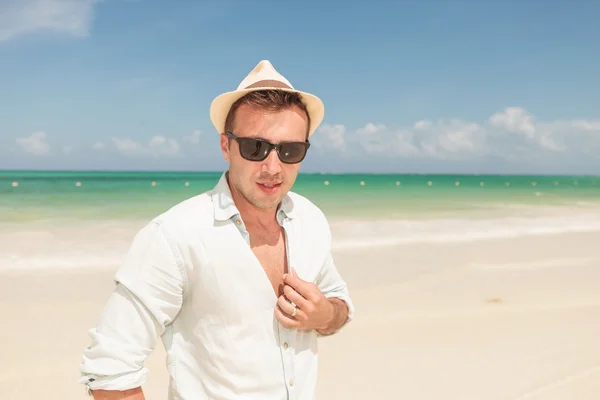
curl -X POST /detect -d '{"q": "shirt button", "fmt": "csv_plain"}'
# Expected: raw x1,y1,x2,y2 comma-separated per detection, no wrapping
283,342,288,349
235,219,241,225
289,379,294,386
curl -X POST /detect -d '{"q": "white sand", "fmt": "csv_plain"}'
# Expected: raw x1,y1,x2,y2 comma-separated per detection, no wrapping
1,231,600,399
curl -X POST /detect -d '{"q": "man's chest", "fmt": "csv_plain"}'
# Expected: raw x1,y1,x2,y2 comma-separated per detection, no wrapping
183,220,323,317
248,228,288,298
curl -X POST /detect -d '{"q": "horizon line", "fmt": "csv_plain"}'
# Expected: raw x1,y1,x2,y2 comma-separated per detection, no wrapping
0,168,599,178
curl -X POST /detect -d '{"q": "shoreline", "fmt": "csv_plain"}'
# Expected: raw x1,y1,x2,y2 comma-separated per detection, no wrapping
2,169,600,176
2,224,600,272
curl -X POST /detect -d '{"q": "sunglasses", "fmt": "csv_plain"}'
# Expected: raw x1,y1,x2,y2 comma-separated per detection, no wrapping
226,132,310,164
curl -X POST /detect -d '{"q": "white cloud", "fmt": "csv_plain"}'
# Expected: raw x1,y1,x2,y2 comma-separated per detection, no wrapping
183,130,202,145
0,0,97,43
355,123,390,153
352,120,486,160
92,142,105,150
16,131,50,155
62,145,73,154
112,137,140,152
489,107,536,138
571,120,600,131
488,107,565,152
313,124,346,150
414,120,432,130
112,135,181,157
344,107,600,163
419,120,486,159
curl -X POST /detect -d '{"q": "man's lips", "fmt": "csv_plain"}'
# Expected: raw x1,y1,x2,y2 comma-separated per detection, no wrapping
257,182,282,187
257,182,282,193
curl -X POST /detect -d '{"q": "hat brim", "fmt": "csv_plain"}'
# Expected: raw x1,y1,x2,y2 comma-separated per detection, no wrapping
209,87,325,137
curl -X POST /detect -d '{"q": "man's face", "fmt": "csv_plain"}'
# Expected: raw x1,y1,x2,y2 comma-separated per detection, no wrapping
220,103,308,211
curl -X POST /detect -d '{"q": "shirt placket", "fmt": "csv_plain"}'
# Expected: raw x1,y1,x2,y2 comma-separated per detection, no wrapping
279,214,296,397
234,211,297,397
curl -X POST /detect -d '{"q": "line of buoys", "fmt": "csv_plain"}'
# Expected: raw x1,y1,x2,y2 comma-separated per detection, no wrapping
34,178,587,191
307,179,597,188
4,178,595,192
307,180,600,187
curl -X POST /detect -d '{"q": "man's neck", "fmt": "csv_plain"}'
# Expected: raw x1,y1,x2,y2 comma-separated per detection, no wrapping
236,202,279,230
226,175,280,229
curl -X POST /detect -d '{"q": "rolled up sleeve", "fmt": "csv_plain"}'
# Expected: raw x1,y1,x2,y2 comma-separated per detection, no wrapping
317,251,355,324
79,220,186,392
315,222,355,325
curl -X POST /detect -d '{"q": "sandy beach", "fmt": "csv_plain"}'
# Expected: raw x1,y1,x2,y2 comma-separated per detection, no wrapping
1,228,600,399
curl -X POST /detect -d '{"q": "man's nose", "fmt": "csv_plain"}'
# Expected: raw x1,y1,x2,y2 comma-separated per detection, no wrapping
262,149,282,174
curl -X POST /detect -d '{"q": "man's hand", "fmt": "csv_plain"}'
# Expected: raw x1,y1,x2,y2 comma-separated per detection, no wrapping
275,268,348,334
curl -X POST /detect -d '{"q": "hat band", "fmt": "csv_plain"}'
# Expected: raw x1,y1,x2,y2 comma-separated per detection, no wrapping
244,79,292,89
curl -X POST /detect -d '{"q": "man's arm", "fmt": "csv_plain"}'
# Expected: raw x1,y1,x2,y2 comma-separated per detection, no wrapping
79,221,185,396
312,247,355,333
316,297,349,336
90,387,145,400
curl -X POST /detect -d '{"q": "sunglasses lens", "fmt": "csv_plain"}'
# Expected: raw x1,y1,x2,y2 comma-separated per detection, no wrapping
238,138,270,161
233,135,308,164
279,143,308,164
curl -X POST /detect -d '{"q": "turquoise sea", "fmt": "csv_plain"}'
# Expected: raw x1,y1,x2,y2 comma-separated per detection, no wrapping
2,170,600,270
2,170,600,223
0,171,600,222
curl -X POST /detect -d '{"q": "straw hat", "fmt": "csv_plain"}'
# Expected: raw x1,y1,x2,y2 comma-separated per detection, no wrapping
209,60,325,137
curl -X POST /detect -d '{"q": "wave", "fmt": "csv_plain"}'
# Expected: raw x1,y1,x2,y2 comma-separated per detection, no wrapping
0,254,123,270
330,213,600,250
3,212,600,270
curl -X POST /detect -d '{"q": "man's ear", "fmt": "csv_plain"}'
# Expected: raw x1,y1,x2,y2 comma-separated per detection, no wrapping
219,133,230,162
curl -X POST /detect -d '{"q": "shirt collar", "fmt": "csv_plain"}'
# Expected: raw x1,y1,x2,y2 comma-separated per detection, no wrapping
211,171,297,222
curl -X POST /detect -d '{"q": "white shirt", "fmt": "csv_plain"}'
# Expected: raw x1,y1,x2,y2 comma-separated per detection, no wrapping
79,172,355,399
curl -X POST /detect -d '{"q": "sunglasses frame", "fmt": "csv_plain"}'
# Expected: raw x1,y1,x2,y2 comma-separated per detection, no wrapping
226,132,310,164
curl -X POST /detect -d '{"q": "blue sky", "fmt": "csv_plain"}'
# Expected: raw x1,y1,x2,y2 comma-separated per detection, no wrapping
1,0,599,174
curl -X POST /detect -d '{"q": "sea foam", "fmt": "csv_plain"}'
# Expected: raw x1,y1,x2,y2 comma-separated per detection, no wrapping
2,211,600,270
330,213,600,250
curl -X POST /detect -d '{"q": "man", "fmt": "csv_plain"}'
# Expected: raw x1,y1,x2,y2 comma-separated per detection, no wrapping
79,60,354,400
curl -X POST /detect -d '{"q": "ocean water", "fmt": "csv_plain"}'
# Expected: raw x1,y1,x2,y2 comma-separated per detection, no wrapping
2,170,600,221
1,170,600,269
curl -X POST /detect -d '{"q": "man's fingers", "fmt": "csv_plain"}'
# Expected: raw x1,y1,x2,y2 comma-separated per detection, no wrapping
283,270,318,301
275,306,301,328
277,295,295,314
277,295,308,321
283,284,310,311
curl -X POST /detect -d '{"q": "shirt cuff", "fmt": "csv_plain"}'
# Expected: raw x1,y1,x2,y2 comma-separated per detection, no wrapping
324,292,355,327
79,368,148,393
